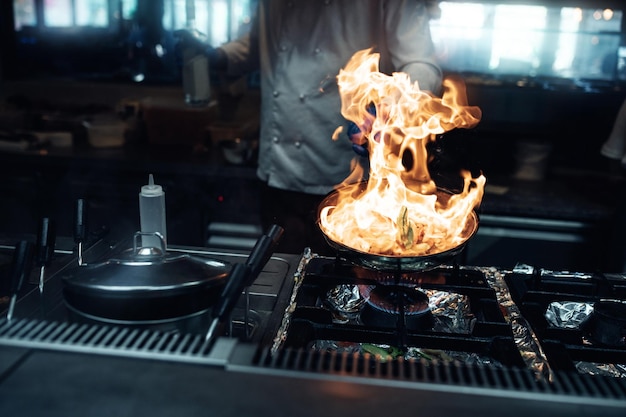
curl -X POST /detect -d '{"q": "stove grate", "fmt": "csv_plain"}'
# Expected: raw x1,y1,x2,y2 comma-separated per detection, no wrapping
504,270,626,372
0,318,236,366
252,346,626,405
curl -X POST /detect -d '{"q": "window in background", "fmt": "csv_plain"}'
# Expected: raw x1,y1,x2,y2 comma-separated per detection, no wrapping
14,0,252,41
44,0,73,27
13,0,36,30
162,0,252,45
17,0,108,28
489,5,547,73
120,0,135,20
75,0,108,27
11,0,255,81
619,46,626,80
11,0,623,84
430,2,624,81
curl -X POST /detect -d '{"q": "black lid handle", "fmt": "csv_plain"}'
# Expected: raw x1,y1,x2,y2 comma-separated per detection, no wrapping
74,198,88,244
10,240,33,294
36,217,55,265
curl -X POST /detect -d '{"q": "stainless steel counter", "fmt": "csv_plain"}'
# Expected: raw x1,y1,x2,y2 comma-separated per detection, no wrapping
1,346,623,417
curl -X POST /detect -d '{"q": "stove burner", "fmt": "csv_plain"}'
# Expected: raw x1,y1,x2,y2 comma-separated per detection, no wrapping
359,285,434,331
581,300,626,347
352,265,448,286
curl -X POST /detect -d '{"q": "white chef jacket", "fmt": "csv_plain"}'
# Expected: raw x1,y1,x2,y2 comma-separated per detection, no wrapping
601,98,626,167
220,0,443,195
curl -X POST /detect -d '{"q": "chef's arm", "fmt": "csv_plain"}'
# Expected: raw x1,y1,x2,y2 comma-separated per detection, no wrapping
213,1,260,77
216,31,259,76
174,28,228,71
384,0,443,96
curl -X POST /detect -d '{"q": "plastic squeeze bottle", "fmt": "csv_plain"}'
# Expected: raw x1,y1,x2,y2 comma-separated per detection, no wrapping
139,174,167,250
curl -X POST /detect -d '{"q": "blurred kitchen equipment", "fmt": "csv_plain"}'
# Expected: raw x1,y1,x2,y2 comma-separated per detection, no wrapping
141,97,217,147
85,115,127,148
207,120,259,165
219,137,258,165
176,28,211,108
513,139,553,181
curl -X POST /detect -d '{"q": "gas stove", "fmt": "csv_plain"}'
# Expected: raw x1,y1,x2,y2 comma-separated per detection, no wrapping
0,236,625,416
270,256,526,369
0,233,295,365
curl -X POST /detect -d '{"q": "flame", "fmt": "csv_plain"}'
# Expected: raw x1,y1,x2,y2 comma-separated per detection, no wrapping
320,49,486,256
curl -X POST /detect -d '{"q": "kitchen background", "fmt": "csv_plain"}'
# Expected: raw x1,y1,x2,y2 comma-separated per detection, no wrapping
0,0,625,272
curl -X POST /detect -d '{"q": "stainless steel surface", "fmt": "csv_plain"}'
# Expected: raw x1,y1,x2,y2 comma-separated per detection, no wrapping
0,317,238,366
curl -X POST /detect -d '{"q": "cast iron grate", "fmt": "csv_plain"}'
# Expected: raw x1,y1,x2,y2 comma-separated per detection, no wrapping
282,258,526,368
504,269,626,372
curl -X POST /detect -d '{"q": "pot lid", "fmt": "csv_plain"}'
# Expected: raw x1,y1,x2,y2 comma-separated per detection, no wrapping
62,249,230,294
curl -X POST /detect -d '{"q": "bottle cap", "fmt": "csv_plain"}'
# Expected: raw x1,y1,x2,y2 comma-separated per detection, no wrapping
141,174,163,196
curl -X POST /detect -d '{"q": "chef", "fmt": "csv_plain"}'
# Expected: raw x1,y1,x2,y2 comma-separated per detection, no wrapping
208,0,443,254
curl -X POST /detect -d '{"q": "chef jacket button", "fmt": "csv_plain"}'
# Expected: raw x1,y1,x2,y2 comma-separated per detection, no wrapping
295,141,301,148
273,90,279,97
280,45,287,52
314,48,321,54
272,136,279,143
299,93,305,101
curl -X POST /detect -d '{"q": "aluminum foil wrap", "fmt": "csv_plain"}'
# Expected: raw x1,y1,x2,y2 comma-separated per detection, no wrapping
487,265,551,379
271,247,313,354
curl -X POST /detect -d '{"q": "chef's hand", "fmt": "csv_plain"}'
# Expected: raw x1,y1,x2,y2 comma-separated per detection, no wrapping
347,121,369,157
346,104,377,157
174,29,209,51
174,29,227,69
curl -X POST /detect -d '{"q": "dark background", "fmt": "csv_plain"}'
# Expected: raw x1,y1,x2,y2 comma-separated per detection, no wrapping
0,0,625,272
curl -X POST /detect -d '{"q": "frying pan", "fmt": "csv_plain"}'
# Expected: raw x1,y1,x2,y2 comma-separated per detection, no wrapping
317,181,479,272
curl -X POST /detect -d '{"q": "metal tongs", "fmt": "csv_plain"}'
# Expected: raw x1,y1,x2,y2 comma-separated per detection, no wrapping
204,224,284,346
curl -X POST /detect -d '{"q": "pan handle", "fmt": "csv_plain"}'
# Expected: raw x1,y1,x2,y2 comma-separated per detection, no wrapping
244,223,284,283
205,224,284,343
